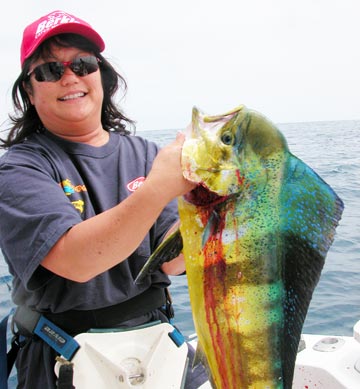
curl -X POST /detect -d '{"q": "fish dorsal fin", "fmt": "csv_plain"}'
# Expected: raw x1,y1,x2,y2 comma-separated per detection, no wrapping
280,154,344,387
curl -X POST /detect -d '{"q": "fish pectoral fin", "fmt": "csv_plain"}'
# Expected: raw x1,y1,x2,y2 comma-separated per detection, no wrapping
202,210,221,247
134,228,183,284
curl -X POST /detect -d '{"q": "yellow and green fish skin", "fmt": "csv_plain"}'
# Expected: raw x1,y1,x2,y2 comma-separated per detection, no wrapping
180,105,343,388
136,105,343,388
179,199,285,388
180,106,287,388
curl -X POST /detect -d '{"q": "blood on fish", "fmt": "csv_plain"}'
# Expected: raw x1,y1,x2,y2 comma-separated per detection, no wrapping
202,211,245,387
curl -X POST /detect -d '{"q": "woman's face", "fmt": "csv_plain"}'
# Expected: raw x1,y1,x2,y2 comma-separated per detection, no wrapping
26,45,104,138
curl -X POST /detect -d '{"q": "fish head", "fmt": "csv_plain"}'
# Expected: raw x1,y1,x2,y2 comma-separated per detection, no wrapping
182,105,288,204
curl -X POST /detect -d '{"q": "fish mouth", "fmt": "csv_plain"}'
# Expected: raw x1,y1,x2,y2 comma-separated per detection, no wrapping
183,184,229,207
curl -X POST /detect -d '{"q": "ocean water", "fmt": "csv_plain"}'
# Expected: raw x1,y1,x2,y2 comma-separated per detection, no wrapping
1,119,359,386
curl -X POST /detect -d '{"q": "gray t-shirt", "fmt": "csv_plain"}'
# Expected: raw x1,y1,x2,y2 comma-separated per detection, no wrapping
0,130,177,313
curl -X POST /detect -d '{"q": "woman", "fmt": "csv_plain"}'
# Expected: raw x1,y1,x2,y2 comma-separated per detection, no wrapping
0,10,206,388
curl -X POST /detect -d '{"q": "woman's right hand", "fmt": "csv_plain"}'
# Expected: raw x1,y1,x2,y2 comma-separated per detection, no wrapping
146,132,196,202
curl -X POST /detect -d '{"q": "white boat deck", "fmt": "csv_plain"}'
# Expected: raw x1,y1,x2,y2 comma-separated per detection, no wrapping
195,320,360,388
293,321,360,388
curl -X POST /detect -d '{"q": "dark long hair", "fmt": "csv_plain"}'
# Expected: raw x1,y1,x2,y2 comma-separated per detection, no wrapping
0,33,135,148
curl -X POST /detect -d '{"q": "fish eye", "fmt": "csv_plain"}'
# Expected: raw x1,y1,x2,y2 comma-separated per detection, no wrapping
221,131,234,146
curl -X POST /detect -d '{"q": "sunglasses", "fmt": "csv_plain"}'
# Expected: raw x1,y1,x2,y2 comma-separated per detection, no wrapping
27,55,101,82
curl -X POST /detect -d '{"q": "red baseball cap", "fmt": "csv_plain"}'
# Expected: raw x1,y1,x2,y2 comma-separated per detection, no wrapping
20,10,105,67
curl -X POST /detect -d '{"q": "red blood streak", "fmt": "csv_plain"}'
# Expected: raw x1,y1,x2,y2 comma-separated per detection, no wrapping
202,209,244,387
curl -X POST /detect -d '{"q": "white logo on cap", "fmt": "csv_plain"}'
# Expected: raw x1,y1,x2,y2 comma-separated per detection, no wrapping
35,11,80,39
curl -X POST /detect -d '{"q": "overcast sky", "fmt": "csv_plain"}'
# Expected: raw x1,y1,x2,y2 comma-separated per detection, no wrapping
1,0,359,132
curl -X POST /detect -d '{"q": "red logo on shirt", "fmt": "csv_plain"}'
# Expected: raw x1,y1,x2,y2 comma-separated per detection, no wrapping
127,176,145,192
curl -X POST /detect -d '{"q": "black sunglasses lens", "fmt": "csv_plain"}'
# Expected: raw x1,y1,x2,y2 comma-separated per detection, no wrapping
70,56,99,76
33,56,99,82
34,62,64,82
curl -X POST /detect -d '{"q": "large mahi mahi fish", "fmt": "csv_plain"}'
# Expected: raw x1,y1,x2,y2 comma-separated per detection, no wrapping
136,105,344,388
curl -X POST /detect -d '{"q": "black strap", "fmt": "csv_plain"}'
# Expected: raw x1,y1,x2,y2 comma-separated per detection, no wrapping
1,313,11,387
7,334,21,376
56,363,75,389
164,287,175,319
0,311,25,387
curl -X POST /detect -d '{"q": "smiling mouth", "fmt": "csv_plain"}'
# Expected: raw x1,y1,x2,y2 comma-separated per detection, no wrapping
183,184,228,207
59,92,86,101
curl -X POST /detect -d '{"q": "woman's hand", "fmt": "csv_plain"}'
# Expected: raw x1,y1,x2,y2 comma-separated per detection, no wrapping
145,132,196,202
